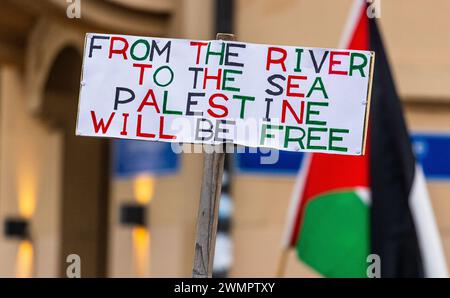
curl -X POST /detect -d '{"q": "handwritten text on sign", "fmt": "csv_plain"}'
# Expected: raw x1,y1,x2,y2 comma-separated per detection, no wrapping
76,34,374,155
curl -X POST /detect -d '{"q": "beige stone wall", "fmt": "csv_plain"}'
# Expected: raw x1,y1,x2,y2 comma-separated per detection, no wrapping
0,0,214,278
405,103,450,267
0,66,62,277
109,147,203,277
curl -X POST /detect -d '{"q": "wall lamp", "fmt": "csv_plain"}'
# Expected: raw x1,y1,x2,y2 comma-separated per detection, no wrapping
4,217,29,239
119,203,147,227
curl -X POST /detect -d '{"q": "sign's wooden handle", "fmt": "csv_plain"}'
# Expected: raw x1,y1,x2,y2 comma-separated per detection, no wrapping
192,33,236,278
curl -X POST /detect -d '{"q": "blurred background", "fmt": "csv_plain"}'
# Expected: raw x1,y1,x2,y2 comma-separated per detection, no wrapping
0,0,449,277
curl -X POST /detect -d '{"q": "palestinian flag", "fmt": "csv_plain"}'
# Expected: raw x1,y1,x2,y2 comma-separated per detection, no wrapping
283,0,448,278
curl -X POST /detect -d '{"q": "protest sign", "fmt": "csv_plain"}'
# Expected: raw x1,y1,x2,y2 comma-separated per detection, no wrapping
76,33,374,155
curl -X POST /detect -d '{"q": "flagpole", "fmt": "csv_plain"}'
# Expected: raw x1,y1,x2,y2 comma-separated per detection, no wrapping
276,248,289,277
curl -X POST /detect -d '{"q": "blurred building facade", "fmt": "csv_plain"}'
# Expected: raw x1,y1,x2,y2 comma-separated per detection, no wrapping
0,0,449,277
0,0,211,278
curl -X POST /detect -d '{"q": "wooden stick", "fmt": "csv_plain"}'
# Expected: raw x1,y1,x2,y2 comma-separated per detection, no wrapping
192,33,236,278
276,248,289,277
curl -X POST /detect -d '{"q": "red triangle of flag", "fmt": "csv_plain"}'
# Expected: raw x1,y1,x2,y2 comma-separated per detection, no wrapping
288,3,370,247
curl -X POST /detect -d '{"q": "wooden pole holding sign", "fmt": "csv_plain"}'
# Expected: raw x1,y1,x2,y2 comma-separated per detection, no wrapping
192,33,235,278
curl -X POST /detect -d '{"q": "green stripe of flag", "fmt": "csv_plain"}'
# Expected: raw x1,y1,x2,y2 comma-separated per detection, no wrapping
296,190,370,277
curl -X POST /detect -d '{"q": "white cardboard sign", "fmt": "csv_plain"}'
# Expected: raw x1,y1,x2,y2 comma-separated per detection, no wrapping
76,33,374,155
